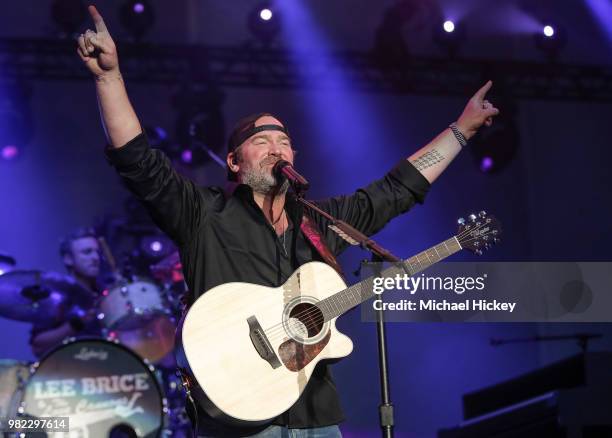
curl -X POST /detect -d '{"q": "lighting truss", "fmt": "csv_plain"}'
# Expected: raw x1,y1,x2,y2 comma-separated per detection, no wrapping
1,38,611,102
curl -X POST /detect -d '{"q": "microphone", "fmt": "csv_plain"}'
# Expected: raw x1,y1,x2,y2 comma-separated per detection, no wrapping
273,160,310,192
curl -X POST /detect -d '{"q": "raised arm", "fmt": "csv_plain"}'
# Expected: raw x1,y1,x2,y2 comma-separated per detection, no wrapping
77,5,141,147
408,80,500,183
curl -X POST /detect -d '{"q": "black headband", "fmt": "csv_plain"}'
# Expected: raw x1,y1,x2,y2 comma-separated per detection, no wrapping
228,124,291,153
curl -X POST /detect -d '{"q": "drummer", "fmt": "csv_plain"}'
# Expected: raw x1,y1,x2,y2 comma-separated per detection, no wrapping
30,227,103,358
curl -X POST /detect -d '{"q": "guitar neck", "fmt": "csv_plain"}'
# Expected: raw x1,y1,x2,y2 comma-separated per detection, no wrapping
317,236,462,321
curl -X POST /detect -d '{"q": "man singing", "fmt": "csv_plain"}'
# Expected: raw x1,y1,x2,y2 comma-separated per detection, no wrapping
77,5,499,437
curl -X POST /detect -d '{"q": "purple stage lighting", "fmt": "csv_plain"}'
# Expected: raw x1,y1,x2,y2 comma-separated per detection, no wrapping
133,2,145,14
443,20,455,33
480,157,494,172
1,145,19,161
260,8,273,21
181,149,193,164
119,0,155,40
543,25,554,37
150,240,162,253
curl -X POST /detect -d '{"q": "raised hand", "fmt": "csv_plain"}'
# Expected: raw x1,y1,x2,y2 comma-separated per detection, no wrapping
77,5,118,77
456,80,500,139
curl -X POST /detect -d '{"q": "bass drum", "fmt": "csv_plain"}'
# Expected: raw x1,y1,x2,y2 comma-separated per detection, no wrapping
20,338,166,438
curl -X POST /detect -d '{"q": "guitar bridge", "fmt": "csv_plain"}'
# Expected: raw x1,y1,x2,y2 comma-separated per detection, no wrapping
247,316,281,369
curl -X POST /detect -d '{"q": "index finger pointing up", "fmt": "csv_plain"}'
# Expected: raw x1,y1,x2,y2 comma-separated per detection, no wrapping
474,80,493,101
88,5,108,33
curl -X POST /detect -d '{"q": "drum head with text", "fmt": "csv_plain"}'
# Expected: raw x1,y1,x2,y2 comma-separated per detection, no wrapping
21,339,164,438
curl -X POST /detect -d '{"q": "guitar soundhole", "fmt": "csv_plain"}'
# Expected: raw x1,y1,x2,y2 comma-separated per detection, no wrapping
289,303,324,338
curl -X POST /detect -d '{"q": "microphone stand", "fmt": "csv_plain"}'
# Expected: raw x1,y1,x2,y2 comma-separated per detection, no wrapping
291,184,397,438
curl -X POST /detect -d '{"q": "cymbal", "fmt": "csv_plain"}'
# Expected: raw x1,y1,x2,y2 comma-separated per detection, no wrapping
0,270,91,323
0,253,16,275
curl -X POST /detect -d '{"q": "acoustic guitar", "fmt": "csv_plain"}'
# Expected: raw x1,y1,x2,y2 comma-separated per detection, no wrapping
176,211,501,426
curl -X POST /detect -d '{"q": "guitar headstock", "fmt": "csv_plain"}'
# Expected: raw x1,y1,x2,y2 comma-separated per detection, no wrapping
456,211,501,255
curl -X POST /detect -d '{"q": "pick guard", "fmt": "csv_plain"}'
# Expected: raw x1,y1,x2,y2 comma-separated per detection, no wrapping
278,331,331,372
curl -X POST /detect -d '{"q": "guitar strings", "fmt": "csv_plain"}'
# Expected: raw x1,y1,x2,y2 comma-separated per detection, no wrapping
262,220,497,343
264,225,495,344
262,221,496,342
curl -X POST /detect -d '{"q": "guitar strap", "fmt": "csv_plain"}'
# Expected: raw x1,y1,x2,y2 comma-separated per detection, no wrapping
300,214,345,279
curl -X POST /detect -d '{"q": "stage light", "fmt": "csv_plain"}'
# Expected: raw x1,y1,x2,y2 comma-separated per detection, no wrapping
1,145,19,161
51,0,87,37
543,25,554,37
119,0,155,40
248,3,281,44
260,8,273,21
140,235,172,259
150,240,162,253
133,2,145,14
180,149,193,164
480,156,494,173
433,19,466,56
535,21,566,59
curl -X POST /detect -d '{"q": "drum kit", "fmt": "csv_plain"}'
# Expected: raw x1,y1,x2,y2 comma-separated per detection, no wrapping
0,251,191,437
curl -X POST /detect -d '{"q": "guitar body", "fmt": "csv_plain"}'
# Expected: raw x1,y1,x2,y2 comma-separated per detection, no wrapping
176,262,354,427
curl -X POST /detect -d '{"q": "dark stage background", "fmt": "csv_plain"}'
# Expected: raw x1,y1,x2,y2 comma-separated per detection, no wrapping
1,1,611,437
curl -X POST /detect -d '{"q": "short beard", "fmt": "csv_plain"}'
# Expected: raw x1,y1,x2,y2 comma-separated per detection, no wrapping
241,166,290,195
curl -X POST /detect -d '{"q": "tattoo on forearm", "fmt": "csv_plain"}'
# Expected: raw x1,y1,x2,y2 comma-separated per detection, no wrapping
410,149,445,171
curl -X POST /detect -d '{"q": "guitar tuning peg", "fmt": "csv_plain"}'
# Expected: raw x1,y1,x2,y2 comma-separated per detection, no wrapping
475,249,483,256
479,211,487,218
468,214,477,222
457,217,465,225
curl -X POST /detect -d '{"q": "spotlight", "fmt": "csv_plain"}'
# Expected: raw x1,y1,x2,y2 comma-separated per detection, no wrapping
140,235,172,259
543,25,554,37
534,22,566,59
119,0,155,40
133,2,145,14
433,19,466,56
180,149,193,164
150,240,162,253
479,156,494,173
260,8,273,21
1,145,19,161
248,3,281,44
51,0,87,37
443,20,455,33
